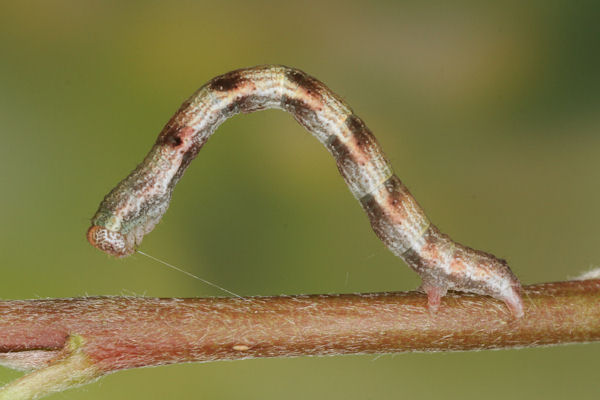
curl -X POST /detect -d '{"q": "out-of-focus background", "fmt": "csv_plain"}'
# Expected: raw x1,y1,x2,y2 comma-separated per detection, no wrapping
1,1,599,399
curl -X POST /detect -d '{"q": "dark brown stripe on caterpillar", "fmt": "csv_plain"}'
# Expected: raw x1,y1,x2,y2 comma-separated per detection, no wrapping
209,70,245,92
285,69,322,96
359,176,429,256
281,95,321,132
223,95,274,116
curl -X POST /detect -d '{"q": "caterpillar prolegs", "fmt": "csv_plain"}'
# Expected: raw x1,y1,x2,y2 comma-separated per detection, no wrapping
87,65,524,317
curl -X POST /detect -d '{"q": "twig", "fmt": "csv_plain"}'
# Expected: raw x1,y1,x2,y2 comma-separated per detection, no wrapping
1,279,599,399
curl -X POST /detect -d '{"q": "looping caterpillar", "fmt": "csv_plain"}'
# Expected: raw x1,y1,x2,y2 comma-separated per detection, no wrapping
87,65,524,317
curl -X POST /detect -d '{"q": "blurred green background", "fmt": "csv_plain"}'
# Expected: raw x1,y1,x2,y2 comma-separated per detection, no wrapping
1,1,599,399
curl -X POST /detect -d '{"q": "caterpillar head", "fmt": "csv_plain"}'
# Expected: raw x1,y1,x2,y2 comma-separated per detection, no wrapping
87,225,134,257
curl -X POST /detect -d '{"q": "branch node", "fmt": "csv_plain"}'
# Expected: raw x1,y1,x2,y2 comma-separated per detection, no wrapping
0,334,102,400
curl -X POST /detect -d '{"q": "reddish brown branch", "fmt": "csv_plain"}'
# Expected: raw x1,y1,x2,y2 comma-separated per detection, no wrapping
1,280,599,374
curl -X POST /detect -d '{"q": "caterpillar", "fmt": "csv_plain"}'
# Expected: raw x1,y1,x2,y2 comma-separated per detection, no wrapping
87,65,524,317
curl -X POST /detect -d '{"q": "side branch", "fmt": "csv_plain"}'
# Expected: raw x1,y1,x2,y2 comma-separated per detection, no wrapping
0,279,599,398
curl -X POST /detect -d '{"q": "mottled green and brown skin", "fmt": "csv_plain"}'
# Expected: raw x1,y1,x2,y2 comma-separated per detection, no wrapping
87,65,523,316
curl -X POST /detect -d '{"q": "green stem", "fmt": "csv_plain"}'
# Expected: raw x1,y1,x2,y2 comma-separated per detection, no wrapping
0,335,100,400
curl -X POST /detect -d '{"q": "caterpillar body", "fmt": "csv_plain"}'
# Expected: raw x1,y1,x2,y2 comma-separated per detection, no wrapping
87,65,523,317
